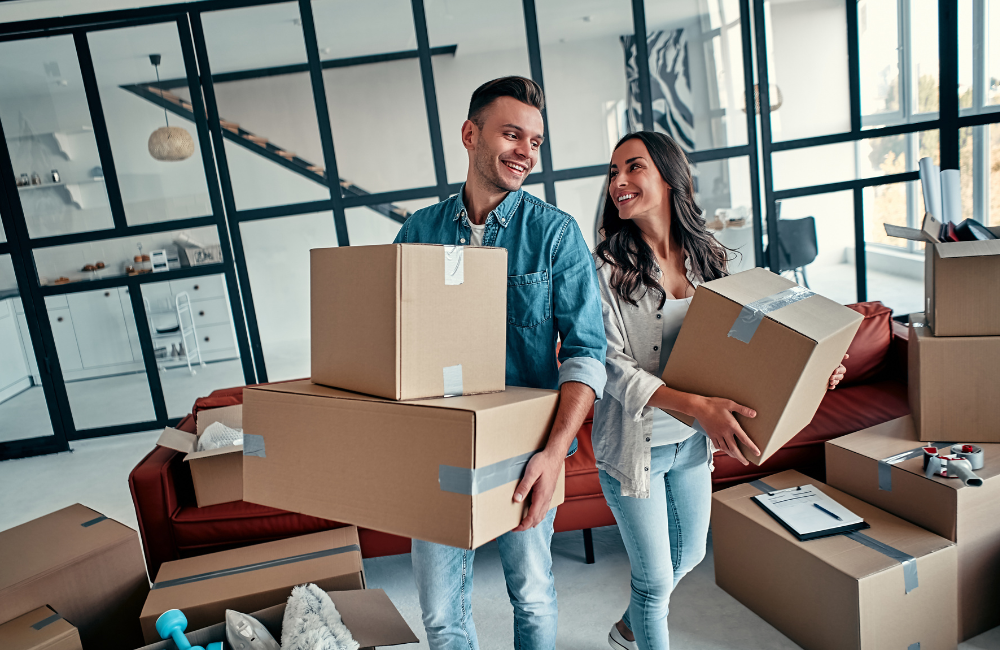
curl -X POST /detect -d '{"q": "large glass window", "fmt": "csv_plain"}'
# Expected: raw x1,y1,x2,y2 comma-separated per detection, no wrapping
0,36,115,239
199,2,330,211
643,0,749,150
240,212,338,381
88,22,213,226
863,181,924,314
313,0,437,196
0,254,55,443
426,0,534,184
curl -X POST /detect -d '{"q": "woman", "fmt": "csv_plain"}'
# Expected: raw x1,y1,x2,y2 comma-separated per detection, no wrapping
593,131,846,650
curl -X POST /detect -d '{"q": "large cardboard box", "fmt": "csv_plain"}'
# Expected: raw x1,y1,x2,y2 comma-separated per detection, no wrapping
908,313,1000,443
311,244,507,400
885,214,1000,336
712,470,957,650
155,404,244,506
139,526,364,643
0,606,82,650
137,588,417,650
243,380,563,549
0,505,148,650
826,415,1000,640
662,268,862,465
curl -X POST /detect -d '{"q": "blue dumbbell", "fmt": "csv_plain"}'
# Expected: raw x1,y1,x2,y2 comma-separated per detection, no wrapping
155,609,224,650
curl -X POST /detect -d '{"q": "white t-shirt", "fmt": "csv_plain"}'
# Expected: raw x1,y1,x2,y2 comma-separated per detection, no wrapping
469,223,486,247
649,295,697,446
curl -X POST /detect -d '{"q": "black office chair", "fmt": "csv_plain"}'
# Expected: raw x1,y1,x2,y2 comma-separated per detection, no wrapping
764,216,818,288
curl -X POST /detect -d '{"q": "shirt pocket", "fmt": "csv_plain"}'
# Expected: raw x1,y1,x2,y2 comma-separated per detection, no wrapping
507,271,550,328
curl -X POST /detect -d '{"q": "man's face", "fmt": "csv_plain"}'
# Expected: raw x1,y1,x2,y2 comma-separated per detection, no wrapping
463,96,544,193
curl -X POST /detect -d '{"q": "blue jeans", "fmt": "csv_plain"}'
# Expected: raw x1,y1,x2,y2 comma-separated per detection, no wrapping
599,436,712,650
411,508,558,650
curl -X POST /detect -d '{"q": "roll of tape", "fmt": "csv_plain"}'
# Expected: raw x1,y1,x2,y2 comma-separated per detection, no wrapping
952,444,984,470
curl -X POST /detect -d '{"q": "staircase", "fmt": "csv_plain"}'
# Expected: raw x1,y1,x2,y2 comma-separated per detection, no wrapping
124,83,413,224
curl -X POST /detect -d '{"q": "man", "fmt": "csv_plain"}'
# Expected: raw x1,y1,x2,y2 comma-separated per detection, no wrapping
393,77,606,650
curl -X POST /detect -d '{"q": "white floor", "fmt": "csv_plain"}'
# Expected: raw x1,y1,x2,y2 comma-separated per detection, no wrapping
1,430,998,650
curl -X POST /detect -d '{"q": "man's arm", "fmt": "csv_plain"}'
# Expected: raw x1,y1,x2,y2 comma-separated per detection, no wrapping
511,380,594,531
512,217,606,531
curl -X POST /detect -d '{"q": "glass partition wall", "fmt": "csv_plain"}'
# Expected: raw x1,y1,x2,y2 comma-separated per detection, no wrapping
0,0,993,458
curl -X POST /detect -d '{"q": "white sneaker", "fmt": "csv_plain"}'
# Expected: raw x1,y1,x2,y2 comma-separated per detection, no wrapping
608,623,638,650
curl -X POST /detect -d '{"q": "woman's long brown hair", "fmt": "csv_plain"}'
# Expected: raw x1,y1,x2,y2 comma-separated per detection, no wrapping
595,131,731,308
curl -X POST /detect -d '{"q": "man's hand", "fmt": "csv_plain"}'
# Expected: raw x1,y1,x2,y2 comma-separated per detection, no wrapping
511,449,562,532
693,396,758,465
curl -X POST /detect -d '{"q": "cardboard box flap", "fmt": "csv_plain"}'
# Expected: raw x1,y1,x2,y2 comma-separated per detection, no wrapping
196,404,243,435
183,444,244,462
0,606,79,650
156,427,196,454
934,237,1000,259
151,527,361,588
829,416,1000,485
884,213,942,243
716,470,953,581
0,504,136,592
702,268,863,343
137,589,417,650
251,380,555,414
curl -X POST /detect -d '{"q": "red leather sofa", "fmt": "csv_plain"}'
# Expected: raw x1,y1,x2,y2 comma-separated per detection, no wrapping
130,302,910,581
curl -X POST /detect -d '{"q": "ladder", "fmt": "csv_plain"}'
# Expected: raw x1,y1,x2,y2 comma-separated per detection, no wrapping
175,291,206,376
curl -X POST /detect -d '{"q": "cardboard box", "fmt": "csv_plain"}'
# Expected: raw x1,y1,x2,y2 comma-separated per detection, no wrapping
156,404,244,506
243,380,563,549
908,313,1000,443
137,588,417,650
311,244,507,400
826,415,1000,640
662,268,862,465
0,504,148,650
0,606,82,650
885,214,1000,336
139,526,364,643
712,470,957,650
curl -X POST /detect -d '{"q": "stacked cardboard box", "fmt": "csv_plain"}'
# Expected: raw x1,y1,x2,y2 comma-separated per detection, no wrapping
242,244,564,549
155,404,245,506
0,606,82,650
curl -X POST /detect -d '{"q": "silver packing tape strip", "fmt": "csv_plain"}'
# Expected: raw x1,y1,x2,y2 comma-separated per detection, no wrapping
243,434,266,458
31,613,62,631
750,481,919,593
151,544,361,590
81,515,107,527
728,286,815,343
846,531,919,593
877,447,926,491
439,449,539,495
908,643,920,650
444,245,464,285
443,364,464,397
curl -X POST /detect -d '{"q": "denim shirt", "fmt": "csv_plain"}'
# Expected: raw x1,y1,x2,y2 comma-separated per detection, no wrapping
393,187,607,403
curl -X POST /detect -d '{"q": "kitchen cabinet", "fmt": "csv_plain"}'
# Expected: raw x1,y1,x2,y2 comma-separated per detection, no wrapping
45,301,83,373
66,290,134,368
0,298,32,404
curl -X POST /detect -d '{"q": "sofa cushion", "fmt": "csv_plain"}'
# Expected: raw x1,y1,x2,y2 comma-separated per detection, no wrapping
841,301,894,386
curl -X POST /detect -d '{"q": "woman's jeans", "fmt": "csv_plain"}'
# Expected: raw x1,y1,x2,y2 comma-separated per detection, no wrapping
599,436,712,650
411,507,558,650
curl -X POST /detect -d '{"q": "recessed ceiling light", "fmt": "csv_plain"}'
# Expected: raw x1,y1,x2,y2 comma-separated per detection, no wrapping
582,15,593,22
320,47,332,55
293,17,301,25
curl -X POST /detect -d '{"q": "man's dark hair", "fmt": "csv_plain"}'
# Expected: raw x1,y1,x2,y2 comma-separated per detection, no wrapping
468,76,544,127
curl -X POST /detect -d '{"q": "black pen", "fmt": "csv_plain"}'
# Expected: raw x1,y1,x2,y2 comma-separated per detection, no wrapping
813,503,843,521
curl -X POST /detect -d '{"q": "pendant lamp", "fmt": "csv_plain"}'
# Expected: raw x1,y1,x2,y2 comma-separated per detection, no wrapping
147,54,195,161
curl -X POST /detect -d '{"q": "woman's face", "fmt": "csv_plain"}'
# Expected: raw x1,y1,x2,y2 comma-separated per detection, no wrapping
608,138,670,223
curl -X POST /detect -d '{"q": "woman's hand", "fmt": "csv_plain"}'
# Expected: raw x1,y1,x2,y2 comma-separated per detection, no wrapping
691,396,759,465
828,353,849,390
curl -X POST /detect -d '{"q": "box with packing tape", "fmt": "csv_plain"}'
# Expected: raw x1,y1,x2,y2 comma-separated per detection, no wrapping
712,470,957,650
242,380,562,549
311,244,507,401
885,213,1000,336
826,415,1000,641
661,268,862,465
0,606,82,650
0,504,148,650
156,404,245,507
137,588,417,650
907,312,1000,443
139,526,365,643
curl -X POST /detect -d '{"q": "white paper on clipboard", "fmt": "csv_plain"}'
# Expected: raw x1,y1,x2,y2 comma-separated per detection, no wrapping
753,484,864,538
